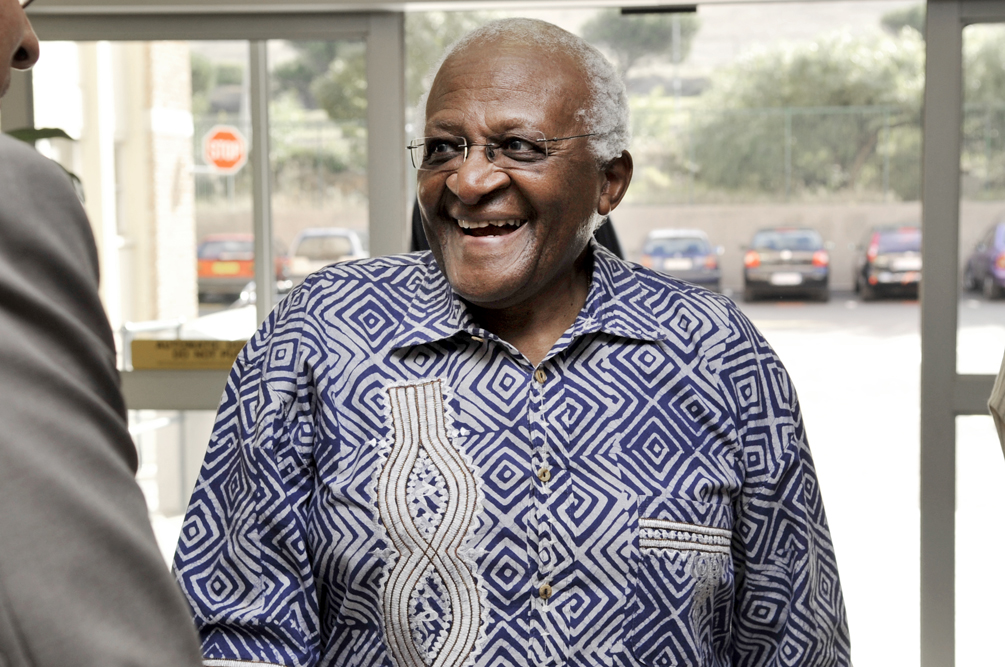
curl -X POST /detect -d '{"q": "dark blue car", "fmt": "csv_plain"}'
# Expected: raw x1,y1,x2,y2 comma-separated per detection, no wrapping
964,221,1005,299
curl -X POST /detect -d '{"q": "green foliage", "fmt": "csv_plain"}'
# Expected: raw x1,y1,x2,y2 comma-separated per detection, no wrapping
683,29,925,201
215,63,244,87
190,54,244,116
404,11,498,106
964,25,1005,106
272,42,339,109
581,9,700,77
881,4,925,36
190,53,213,98
961,25,1005,199
309,42,367,124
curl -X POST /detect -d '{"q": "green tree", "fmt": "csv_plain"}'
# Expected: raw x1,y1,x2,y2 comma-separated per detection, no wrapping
405,11,497,106
688,29,925,199
310,42,367,124
581,9,700,78
881,4,925,37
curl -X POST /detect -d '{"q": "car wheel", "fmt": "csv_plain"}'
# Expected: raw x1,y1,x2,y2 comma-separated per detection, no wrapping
983,274,1003,300
743,287,757,303
963,267,977,292
816,288,830,303
860,282,877,301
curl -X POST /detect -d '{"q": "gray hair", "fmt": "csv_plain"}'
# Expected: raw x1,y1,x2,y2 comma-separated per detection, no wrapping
419,17,631,165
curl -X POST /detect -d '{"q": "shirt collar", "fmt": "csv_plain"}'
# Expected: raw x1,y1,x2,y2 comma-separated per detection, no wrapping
388,242,666,352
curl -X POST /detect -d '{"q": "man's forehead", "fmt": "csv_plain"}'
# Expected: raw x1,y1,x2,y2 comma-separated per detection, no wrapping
426,41,588,131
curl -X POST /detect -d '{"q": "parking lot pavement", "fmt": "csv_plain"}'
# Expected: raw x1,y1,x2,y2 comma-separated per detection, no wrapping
737,291,1005,667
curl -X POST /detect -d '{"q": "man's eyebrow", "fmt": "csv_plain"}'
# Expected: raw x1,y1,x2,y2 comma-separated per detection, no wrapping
426,117,544,136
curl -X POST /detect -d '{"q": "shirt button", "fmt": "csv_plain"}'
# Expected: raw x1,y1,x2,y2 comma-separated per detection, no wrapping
537,467,551,483
534,368,547,384
539,583,552,600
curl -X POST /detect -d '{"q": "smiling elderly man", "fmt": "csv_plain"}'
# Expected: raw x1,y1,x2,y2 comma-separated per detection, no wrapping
175,18,850,667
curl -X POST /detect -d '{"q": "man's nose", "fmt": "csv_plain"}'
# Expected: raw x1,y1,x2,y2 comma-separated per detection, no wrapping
12,15,40,71
445,147,510,205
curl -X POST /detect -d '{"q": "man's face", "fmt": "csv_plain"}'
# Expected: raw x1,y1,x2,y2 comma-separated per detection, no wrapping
416,41,625,311
0,0,39,102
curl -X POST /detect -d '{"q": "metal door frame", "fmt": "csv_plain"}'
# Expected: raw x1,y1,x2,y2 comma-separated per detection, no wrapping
921,1,1004,665
17,9,407,409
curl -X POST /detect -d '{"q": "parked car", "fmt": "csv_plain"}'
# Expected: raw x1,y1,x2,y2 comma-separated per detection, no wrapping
197,233,288,302
197,234,255,302
963,221,1005,299
853,224,922,300
286,227,368,285
639,229,722,292
743,227,829,302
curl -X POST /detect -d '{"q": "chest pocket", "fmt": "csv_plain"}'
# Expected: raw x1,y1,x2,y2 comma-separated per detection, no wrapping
626,494,735,667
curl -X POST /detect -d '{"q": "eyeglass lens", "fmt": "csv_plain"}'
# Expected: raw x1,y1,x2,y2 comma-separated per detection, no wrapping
410,132,551,171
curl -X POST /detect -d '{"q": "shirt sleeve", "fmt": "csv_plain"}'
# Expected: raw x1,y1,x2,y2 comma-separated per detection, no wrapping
173,294,323,667
720,307,852,665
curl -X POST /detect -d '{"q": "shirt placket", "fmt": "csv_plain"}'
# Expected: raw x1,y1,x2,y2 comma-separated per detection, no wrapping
527,361,563,667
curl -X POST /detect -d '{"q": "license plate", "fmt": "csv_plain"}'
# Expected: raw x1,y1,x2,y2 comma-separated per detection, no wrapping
662,258,694,271
211,261,241,275
770,272,802,286
892,257,922,271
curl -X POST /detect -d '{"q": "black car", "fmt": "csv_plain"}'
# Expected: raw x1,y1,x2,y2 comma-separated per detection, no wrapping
853,225,922,301
743,227,829,302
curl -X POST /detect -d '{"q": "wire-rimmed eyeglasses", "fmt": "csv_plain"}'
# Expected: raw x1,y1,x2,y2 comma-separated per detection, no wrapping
407,131,596,171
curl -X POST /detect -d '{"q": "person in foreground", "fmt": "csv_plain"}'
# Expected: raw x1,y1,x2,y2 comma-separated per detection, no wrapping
0,1,203,664
175,18,851,667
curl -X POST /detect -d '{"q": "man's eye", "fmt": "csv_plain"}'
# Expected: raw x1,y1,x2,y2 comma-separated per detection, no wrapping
428,139,461,155
501,137,539,152
500,136,545,160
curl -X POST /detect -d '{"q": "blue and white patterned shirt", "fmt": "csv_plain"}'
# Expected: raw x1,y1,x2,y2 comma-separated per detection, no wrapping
174,244,850,667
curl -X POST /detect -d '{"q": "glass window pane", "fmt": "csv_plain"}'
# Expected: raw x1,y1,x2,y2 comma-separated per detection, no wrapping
268,39,369,295
959,23,1005,375
956,415,1005,664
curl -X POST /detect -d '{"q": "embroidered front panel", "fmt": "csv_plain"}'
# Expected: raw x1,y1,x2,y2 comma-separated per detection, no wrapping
379,380,483,667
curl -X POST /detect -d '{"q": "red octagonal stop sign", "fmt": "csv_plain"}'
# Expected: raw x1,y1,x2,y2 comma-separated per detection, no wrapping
202,125,248,175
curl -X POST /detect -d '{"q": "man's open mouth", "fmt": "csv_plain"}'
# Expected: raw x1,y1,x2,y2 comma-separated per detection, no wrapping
457,219,526,237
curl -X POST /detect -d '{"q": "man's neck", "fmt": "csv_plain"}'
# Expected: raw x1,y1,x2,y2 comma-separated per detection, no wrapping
468,251,593,368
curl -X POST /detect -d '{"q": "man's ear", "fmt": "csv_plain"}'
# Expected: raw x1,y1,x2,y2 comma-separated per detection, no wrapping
597,150,633,217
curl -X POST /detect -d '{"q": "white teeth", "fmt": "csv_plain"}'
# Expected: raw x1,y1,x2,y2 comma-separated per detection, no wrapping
456,219,525,229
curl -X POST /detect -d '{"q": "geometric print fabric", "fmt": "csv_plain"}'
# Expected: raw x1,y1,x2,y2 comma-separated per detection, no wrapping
173,244,851,667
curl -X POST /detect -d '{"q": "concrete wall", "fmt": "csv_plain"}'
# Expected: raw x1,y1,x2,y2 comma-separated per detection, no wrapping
613,200,1005,291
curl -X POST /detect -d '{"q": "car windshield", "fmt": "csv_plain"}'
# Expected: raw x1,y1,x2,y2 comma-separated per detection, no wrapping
644,237,711,255
198,240,253,260
293,235,354,260
751,230,823,251
876,228,921,253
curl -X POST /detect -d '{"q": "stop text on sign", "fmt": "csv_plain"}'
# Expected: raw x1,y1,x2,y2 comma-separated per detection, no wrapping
202,125,248,175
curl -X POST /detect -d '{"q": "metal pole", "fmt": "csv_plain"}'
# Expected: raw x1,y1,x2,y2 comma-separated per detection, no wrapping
920,2,962,665
784,108,792,201
366,12,408,257
250,40,274,325
883,108,891,201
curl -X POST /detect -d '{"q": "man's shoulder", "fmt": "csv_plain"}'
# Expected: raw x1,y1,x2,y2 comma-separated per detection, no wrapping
0,134,73,187
280,252,435,321
613,257,741,325
303,251,432,289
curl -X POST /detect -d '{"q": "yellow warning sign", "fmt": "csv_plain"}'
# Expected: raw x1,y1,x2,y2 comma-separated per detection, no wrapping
130,340,246,370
